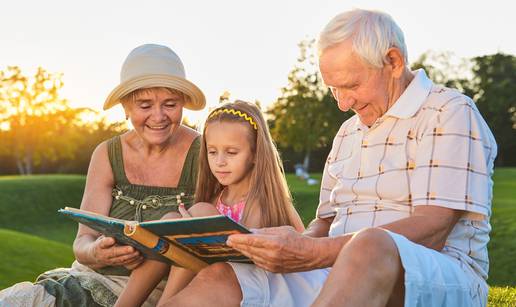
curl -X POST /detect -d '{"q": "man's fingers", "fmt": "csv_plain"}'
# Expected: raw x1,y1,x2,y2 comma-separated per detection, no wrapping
253,226,292,234
231,242,281,262
227,234,276,248
242,252,281,272
230,241,267,253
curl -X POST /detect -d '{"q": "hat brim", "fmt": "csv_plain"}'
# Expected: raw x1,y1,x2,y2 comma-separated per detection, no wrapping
103,74,206,111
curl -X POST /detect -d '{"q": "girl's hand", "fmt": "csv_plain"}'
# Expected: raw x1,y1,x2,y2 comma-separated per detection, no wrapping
178,204,192,218
89,235,141,267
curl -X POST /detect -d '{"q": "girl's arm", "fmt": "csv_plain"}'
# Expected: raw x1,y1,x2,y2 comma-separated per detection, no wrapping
156,202,220,304
74,141,141,269
114,260,169,307
289,207,306,232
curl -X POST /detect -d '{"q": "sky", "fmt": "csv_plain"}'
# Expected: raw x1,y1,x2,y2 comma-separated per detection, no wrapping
1,0,514,124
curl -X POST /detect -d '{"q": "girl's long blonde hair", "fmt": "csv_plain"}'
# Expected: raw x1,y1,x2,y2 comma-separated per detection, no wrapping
195,100,298,228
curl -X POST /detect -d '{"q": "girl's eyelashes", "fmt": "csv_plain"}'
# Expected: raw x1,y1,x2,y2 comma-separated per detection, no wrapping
206,148,239,156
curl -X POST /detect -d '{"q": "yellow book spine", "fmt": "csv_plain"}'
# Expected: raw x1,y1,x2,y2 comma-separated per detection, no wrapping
124,223,208,273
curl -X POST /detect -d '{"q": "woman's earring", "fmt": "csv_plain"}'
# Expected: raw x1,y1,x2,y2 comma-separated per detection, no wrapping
125,115,129,120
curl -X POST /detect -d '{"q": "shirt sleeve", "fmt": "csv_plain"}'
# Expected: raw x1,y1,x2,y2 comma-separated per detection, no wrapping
410,95,497,219
315,153,338,218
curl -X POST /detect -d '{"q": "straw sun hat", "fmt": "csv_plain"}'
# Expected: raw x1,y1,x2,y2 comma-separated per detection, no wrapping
103,44,206,111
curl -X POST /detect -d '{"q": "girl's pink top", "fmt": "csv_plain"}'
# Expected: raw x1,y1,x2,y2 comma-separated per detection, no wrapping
215,192,246,223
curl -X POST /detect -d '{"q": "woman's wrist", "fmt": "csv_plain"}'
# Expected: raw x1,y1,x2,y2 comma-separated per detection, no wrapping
74,236,104,269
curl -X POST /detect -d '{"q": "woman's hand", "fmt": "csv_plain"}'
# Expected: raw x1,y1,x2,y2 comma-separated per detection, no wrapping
227,226,324,273
89,235,143,269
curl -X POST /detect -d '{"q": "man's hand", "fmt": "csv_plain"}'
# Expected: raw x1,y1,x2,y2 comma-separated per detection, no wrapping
89,235,142,268
227,226,323,273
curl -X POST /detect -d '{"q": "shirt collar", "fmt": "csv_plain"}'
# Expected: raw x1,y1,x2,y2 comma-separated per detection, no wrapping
384,69,433,119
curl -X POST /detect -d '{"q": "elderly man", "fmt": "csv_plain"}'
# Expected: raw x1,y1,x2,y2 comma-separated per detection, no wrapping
160,9,496,307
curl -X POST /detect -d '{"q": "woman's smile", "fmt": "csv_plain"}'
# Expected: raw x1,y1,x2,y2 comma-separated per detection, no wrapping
145,123,170,131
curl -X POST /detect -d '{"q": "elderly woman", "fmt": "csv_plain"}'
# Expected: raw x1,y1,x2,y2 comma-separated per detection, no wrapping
0,44,205,307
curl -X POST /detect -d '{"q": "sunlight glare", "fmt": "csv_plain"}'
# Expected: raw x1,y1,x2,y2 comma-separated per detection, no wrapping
0,122,10,131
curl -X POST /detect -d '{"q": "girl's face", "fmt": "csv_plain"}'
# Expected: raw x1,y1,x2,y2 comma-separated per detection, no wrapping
205,121,255,188
124,88,185,146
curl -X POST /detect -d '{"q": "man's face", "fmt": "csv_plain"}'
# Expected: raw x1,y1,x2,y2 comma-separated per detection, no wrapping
319,40,394,126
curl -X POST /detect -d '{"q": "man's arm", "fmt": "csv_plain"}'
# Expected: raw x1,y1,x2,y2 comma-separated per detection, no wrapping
228,205,462,272
314,206,464,267
303,216,334,238
313,205,462,268
381,205,462,250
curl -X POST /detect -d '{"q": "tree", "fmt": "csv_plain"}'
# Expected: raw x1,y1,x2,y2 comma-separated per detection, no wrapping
465,53,516,166
0,66,85,174
53,111,127,173
268,40,351,171
411,50,471,92
412,51,516,166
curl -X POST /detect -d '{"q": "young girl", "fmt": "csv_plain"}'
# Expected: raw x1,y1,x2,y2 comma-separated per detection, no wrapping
115,100,305,307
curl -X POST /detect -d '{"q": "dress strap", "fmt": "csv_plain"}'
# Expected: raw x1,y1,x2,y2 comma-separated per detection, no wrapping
177,135,201,187
107,135,129,185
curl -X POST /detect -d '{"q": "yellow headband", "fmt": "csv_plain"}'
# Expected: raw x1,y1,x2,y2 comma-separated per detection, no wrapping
208,108,258,130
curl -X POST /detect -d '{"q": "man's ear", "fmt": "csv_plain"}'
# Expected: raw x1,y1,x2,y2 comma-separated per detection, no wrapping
385,47,405,78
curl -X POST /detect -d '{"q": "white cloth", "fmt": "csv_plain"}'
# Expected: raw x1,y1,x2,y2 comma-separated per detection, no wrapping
0,283,56,307
231,70,496,307
0,261,166,307
229,230,488,307
229,263,330,307
387,231,488,307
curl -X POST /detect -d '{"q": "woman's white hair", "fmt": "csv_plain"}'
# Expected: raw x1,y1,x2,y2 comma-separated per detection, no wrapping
318,9,408,68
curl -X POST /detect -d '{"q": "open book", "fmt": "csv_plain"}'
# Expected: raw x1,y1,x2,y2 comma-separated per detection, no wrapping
58,207,252,272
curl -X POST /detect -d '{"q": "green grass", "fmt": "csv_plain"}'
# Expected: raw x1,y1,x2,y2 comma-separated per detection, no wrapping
286,173,323,225
489,286,516,306
486,168,516,287
0,228,74,289
0,174,84,244
0,171,515,304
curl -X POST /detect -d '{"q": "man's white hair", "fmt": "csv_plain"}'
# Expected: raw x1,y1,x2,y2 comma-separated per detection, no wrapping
318,9,408,68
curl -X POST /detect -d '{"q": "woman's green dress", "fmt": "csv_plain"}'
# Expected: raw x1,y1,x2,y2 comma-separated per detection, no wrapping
0,135,200,307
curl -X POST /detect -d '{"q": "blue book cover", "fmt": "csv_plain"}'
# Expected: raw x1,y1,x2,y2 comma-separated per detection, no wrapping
58,207,252,268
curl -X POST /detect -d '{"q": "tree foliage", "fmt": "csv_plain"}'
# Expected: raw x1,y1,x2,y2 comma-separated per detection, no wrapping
0,66,126,174
411,50,471,92
0,67,80,174
267,40,351,170
412,52,516,166
466,54,516,165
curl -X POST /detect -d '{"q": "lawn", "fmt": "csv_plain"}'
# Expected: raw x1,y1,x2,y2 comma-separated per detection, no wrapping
0,170,514,304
